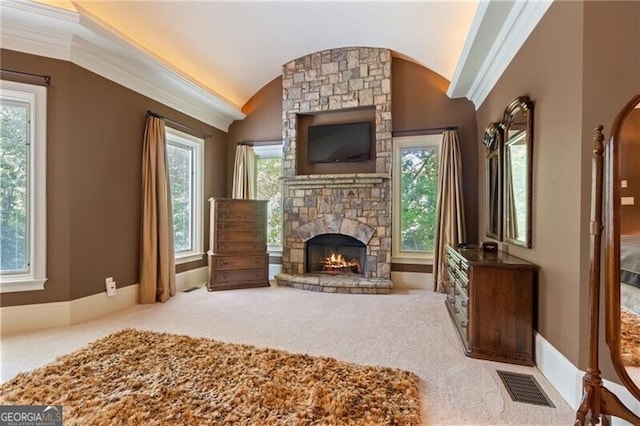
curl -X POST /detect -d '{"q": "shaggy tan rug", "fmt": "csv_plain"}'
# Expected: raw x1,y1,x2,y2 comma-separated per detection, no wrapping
0,329,421,425
621,307,640,367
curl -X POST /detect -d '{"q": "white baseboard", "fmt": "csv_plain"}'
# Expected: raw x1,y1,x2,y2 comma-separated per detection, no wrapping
0,300,71,335
535,332,640,424
175,266,208,293
0,267,208,335
535,331,584,409
390,271,432,290
69,284,140,325
268,264,282,281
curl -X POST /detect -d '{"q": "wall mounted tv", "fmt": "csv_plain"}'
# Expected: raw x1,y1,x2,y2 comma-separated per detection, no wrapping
307,121,372,163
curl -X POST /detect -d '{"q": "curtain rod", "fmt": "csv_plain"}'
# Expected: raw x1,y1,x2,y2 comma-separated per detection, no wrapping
392,126,458,137
238,140,281,146
0,69,51,85
147,110,213,139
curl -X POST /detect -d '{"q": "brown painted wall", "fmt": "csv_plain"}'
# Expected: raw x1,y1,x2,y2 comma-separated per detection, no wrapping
226,76,283,196
1,49,228,307
392,58,479,243
477,0,640,377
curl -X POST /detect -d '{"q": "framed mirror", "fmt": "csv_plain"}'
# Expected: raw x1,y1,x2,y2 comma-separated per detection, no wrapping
501,96,534,248
483,122,503,240
605,93,640,401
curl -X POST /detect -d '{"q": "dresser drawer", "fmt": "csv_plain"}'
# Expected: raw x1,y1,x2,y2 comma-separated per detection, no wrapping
213,268,266,284
215,202,265,221
454,284,469,317
216,221,265,232
454,274,469,297
451,293,469,343
210,255,266,270
213,240,266,253
214,230,266,242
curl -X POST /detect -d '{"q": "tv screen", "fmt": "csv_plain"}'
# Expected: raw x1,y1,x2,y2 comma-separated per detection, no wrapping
308,122,371,163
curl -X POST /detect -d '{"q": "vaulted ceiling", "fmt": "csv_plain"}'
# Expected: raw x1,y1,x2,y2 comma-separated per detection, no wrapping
2,0,552,130
71,0,479,108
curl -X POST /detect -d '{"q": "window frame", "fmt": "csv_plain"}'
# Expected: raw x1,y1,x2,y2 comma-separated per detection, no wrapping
0,80,47,293
392,134,442,264
165,127,204,264
252,143,283,255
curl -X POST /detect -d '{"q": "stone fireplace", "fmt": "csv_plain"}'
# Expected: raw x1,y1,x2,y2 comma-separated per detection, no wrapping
275,47,393,294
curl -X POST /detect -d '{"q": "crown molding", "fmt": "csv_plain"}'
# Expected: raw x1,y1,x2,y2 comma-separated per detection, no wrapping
0,0,245,131
447,0,553,110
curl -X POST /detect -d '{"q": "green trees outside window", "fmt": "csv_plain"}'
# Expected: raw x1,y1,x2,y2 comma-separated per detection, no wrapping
400,146,439,252
0,100,29,273
167,141,194,253
255,156,282,248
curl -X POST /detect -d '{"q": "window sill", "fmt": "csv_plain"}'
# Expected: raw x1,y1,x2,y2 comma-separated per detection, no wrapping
268,247,283,257
175,252,205,265
0,277,47,293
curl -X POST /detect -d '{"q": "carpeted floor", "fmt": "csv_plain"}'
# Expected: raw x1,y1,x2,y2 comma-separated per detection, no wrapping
621,306,640,367
1,285,576,425
0,329,421,425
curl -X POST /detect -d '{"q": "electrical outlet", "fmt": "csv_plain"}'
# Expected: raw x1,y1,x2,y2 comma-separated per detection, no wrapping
621,196,635,206
105,277,117,297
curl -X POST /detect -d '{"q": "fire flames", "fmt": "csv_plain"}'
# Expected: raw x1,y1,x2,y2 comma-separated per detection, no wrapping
323,252,361,274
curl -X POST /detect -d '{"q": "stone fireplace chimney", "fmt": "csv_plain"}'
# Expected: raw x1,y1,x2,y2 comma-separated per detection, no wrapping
276,47,393,294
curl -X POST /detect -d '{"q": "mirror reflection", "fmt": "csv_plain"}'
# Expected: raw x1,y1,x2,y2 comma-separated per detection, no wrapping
484,123,502,240
502,97,533,248
619,99,640,387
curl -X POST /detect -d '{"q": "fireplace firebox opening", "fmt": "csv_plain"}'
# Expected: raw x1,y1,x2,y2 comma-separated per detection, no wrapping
305,234,366,276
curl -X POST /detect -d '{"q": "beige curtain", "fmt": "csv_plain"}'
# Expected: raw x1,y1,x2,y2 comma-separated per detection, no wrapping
433,129,466,292
140,115,176,304
232,144,256,199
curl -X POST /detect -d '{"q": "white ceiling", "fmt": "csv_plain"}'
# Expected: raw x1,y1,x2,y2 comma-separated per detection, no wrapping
2,0,552,130
50,0,479,108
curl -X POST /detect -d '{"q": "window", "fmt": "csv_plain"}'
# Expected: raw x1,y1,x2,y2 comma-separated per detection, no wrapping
0,80,47,292
253,144,282,253
392,134,441,262
166,127,203,263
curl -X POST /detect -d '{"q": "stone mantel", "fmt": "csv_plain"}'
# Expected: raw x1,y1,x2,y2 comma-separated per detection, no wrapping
282,173,389,189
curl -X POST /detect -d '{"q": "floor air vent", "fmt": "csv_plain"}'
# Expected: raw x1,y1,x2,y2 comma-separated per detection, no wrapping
497,370,555,408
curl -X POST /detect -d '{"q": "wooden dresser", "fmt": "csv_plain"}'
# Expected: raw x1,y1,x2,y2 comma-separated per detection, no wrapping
207,198,269,291
444,245,537,366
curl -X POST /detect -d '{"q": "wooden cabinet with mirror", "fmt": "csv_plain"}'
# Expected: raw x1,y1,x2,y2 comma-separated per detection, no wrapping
576,94,640,424
482,96,534,247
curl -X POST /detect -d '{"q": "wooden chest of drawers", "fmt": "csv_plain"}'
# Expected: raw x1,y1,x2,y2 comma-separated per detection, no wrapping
207,198,269,291
444,245,537,366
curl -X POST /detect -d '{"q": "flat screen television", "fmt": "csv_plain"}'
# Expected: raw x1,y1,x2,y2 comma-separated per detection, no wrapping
307,121,372,163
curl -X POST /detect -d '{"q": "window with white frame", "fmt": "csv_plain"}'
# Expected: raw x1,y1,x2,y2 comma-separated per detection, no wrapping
0,80,47,293
166,127,203,263
392,134,441,262
252,144,283,253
